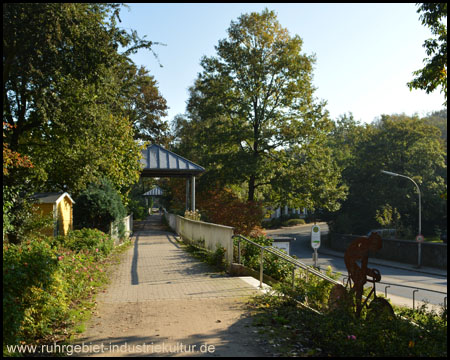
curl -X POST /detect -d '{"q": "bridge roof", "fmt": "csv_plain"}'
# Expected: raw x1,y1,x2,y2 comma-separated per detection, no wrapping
140,144,205,178
143,186,164,197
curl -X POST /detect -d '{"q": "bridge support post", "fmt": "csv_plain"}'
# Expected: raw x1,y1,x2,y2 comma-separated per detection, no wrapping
185,178,190,212
191,175,196,212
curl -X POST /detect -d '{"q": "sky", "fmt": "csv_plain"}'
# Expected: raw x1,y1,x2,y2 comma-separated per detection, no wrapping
117,3,446,125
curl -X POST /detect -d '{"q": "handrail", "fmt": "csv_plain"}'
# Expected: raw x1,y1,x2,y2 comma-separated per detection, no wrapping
334,270,447,305
233,234,447,314
233,234,341,287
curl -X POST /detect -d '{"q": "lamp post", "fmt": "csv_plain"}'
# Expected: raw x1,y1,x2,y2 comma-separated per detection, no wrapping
381,170,422,267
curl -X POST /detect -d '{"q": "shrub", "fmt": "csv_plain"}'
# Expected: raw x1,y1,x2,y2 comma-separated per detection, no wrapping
282,218,305,227
163,181,264,236
210,246,227,270
3,239,66,347
250,289,447,357
54,228,114,258
235,235,295,282
184,209,201,221
197,187,264,236
3,186,54,244
127,198,148,221
3,230,118,354
261,217,282,229
182,242,227,271
74,177,126,237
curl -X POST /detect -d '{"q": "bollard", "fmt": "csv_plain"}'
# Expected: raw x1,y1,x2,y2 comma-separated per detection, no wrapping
413,289,419,310
259,247,264,288
238,240,241,265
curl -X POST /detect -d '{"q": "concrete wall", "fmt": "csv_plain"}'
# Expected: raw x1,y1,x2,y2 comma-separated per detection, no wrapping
326,233,447,269
164,211,178,233
110,214,133,245
164,211,234,264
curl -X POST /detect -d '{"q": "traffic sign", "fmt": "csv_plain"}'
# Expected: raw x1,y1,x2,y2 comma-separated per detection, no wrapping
416,234,424,243
311,224,321,249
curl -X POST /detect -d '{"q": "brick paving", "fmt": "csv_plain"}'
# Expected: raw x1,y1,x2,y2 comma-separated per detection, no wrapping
102,215,259,303
71,215,266,357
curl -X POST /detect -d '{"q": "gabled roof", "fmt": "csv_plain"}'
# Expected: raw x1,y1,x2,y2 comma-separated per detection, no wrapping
143,186,164,197
140,144,205,178
31,192,75,205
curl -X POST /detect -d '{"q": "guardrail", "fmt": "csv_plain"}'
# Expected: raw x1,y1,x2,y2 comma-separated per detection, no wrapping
340,274,447,311
234,234,447,313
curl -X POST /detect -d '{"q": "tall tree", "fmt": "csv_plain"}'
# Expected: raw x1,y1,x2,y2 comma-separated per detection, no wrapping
3,3,163,196
407,3,447,105
120,65,170,145
176,9,344,209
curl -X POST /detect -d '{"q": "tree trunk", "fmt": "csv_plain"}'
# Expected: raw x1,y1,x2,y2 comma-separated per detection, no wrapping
248,174,256,202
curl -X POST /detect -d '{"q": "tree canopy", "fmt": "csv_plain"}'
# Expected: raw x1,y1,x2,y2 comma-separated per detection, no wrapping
3,3,169,198
408,3,447,105
172,9,346,212
327,113,447,237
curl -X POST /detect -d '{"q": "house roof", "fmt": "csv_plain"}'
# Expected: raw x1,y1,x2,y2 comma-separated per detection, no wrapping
140,144,205,178
31,192,75,205
143,186,164,197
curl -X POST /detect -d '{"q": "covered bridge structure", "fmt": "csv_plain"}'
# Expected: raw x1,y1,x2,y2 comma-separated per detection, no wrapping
140,144,205,211
142,186,164,207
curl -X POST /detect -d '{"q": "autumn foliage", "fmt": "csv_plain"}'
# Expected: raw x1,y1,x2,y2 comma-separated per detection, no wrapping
3,123,33,175
164,179,265,236
198,187,265,236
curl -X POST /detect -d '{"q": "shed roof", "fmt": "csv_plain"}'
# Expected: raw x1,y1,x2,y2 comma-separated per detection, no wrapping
143,186,164,197
31,192,75,205
140,144,205,178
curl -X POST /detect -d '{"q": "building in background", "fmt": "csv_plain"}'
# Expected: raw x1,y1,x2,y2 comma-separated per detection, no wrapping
32,192,75,236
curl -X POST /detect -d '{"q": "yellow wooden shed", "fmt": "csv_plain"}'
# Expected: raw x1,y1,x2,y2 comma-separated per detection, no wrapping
32,192,75,237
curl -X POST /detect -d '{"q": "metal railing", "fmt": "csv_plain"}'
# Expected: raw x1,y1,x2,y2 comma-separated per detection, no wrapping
381,281,446,311
234,234,447,312
233,234,341,289
338,273,447,311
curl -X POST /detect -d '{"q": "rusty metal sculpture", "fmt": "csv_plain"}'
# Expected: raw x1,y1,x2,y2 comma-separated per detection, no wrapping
328,232,394,318
344,232,382,316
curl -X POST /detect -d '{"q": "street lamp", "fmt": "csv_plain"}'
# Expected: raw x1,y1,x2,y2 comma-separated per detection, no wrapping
381,170,422,267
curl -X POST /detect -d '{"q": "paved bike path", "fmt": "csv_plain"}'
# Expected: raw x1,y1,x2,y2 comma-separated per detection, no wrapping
73,215,266,357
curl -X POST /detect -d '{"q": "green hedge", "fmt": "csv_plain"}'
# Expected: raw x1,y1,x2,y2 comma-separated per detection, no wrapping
282,218,306,227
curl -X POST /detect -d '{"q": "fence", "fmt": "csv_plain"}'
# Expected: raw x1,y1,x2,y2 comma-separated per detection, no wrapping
110,214,133,245
164,210,234,264
326,233,447,269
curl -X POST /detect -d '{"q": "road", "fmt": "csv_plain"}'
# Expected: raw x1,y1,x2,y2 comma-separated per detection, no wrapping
265,223,447,311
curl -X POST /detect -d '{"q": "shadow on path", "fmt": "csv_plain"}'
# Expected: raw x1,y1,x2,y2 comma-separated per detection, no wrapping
131,214,172,285
70,213,268,357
